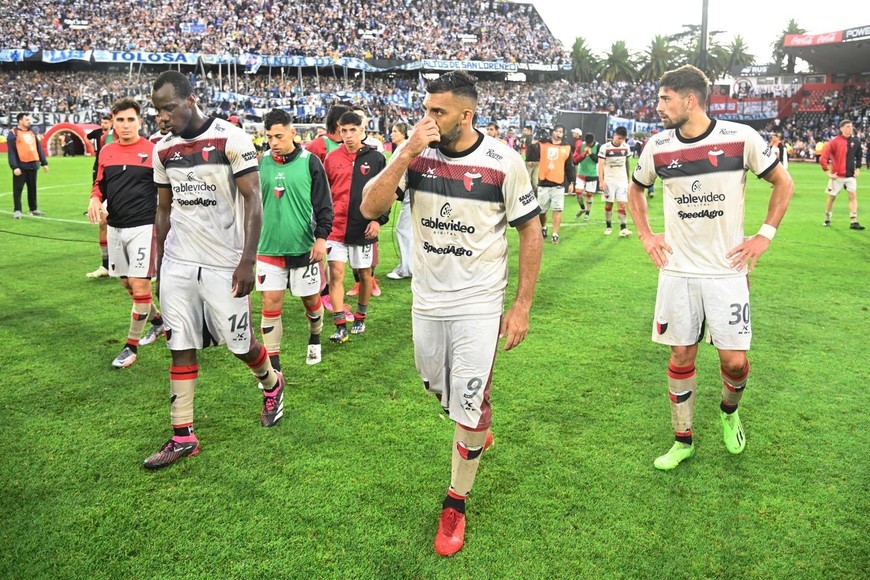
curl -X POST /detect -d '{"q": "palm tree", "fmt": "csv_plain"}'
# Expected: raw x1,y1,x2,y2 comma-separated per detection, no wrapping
599,40,636,83
726,35,755,73
638,35,673,82
569,37,600,83
668,24,700,67
670,27,733,80
771,19,806,73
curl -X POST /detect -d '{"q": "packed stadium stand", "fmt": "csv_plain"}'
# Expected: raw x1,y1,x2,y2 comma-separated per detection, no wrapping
1,0,868,163
0,0,567,64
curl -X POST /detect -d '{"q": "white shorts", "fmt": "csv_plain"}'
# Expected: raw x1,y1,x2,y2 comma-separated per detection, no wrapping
652,273,751,350
602,184,629,203
256,257,322,297
160,259,254,354
412,315,500,430
537,185,565,212
326,240,373,269
576,175,598,194
108,224,156,279
826,177,857,195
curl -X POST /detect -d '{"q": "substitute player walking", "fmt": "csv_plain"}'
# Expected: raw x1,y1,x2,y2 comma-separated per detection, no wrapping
628,65,794,470
87,98,164,368
256,108,333,368
598,126,633,237
144,71,284,470
820,119,864,230
361,71,542,556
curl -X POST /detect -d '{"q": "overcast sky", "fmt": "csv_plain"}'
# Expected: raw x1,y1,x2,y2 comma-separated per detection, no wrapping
532,0,870,65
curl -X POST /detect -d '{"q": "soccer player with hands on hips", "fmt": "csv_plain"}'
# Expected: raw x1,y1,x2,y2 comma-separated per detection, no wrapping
361,71,542,556
628,65,794,471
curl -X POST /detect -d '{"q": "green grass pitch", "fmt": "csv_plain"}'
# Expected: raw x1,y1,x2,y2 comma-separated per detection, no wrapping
0,154,867,578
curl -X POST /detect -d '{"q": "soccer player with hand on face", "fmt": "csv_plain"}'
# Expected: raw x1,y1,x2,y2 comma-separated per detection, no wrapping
361,71,542,556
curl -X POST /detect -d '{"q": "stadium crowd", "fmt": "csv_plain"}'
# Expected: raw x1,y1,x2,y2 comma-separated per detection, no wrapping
763,85,870,162
0,0,566,64
2,68,867,164
0,69,663,131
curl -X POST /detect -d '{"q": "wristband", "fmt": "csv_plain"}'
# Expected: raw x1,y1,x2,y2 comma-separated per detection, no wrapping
757,224,777,240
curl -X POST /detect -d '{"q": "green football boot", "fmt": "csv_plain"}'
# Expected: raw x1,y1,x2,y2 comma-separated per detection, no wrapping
721,409,746,455
654,441,695,470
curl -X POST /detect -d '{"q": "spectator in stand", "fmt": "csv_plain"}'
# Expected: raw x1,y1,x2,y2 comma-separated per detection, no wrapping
0,0,568,64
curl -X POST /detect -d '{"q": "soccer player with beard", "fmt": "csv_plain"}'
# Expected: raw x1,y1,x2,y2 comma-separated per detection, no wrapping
144,71,284,470
361,71,542,556
628,65,794,470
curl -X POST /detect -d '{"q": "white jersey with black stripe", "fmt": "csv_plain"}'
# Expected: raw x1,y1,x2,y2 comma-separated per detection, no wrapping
398,131,540,319
633,119,778,278
598,140,632,184
153,118,259,270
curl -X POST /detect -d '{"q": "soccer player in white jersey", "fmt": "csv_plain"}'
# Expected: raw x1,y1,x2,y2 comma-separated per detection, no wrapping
361,71,543,556
628,65,794,471
598,125,633,237
144,71,284,470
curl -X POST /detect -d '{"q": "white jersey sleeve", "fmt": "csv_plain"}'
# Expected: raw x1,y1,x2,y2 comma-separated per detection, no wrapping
502,148,538,226
153,145,168,187
633,138,659,188
744,127,779,177
226,126,259,177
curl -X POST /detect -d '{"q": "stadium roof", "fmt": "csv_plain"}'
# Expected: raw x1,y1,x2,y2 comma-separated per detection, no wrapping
784,25,870,75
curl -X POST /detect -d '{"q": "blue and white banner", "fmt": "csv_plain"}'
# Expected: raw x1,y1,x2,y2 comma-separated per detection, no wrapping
0,49,35,62
3,45,571,72
418,59,518,72
92,50,200,64
609,116,634,134
199,54,237,65
42,50,92,63
180,23,207,34
635,121,664,134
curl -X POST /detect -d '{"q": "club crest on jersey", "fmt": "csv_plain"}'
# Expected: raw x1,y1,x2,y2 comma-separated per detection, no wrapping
274,186,285,199
708,149,724,167
463,171,482,192
359,162,371,175
202,145,216,161
137,152,149,163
